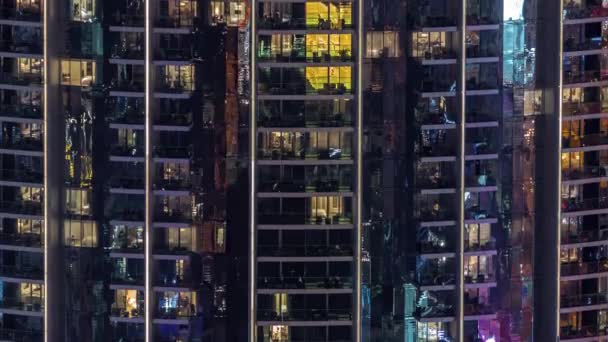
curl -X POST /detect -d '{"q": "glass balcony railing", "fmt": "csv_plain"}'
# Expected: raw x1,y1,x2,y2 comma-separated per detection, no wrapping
0,72,42,86
561,228,608,245
257,276,353,289
155,307,197,320
560,325,605,339
0,200,42,215
418,207,456,222
0,137,42,151
564,70,605,84
110,13,144,26
563,165,608,180
563,134,608,148
111,305,144,318
154,178,190,191
418,240,454,254
156,113,192,126
563,4,608,20
258,212,353,225
258,112,352,128
409,15,456,28
463,302,495,316
0,6,41,21
154,15,198,28
563,101,607,116
561,260,608,276
0,104,41,119
0,169,42,183
110,145,144,157
464,273,495,284
415,304,454,319
258,179,352,192
0,265,43,279
562,196,608,213
0,329,42,342
257,244,352,257
419,78,456,93
154,146,191,159
417,271,455,287
257,309,352,322
154,208,193,223
155,274,194,288
564,37,607,52
257,147,351,161
561,293,608,308
112,272,144,285
109,176,145,189
0,39,42,55
108,208,145,221
0,296,42,312
110,44,144,60
0,233,42,247
111,80,144,92
464,240,496,252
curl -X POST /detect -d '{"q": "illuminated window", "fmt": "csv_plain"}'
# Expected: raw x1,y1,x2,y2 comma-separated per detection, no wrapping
69,0,95,21
65,219,98,247
305,66,351,92
367,31,400,58
305,2,351,29
61,60,96,86
17,219,42,235
209,1,245,26
114,289,142,317
65,189,91,216
19,282,43,306
311,196,344,218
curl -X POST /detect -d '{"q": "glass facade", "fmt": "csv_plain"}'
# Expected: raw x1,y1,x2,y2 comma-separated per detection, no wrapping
0,0,595,340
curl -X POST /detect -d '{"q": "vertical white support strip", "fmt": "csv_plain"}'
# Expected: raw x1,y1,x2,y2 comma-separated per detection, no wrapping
42,0,50,340
355,0,363,339
555,0,564,336
249,2,258,341
144,0,153,340
456,0,466,339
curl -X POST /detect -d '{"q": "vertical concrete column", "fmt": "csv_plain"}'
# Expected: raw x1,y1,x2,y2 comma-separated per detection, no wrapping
44,0,66,340
534,0,563,338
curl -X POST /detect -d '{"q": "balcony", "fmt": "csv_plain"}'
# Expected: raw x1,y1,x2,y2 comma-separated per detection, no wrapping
562,196,608,214
154,208,192,224
0,233,41,248
0,329,42,342
0,200,42,216
561,260,608,277
419,78,456,94
258,80,353,96
563,101,607,117
258,212,352,225
463,302,495,316
564,36,607,53
0,137,42,152
258,2,352,31
0,265,42,280
563,70,606,85
0,72,42,87
155,274,194,288
563,133,608,150
258,276,352,290
258,178,351,193
257,309,351,322
110,43,144,60
110,80,144,93
0,104,41,120
155,113,192,127
110,145,144,158
258,112,352,128
111,305,144,319
464,240,496,253
561,228,608,245
154,146,191,159
154,178,190,191
563,3,608,20
0,6,41,22
155,15,197,29
109,208,145,222
258,147,351,161
561,293,608,308
258,244,352,257
415,304,454,320
560,325,606,340
110,13,144,27
409,15,456,29
0,296,42,313
0,38,41,56
111,271,144,286
0,169,42,184
563,165,608,182
109,176,145,190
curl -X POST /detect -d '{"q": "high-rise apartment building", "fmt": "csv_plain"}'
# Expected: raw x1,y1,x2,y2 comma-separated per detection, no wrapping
0,0,602,341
